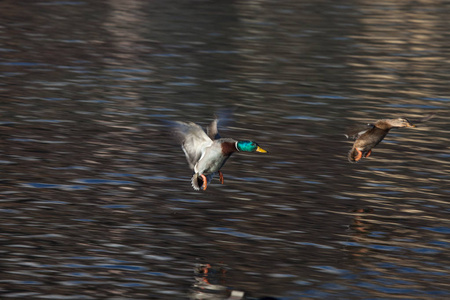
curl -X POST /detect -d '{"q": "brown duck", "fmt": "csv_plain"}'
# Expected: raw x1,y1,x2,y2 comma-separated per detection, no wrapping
347,118,416,163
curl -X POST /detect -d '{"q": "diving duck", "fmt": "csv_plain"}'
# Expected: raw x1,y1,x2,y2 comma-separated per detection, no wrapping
170,114,268,190
347,117,416,163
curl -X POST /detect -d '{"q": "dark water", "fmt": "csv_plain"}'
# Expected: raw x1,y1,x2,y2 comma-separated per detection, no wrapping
1,1,449,299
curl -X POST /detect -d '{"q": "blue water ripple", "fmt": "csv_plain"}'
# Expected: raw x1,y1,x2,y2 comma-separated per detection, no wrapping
295,242,335,249
314,95,347,99
103,172,135,177
385,104,443,109
72,178,136,185
367,244,402,251
208,227,281,241
169,198,209,203
108,69,152,74
355,282,416,294
101,205,133,209
283,93,311,97
97,264,147,271
410,247,441,254
422,97,449,102
398,267,422,274
21,183,89,190
311,266,349,275
421,227,450,234
320,283,348,290
63,263,146,271
283,115,328,121
429,240,450,248
0,62,49,66
117,282,147,287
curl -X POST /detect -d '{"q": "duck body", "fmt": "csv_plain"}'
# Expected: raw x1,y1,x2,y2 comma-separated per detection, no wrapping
189,138,237,190
348,118,415,163
171,116,267,190
348,126,389,161
193,138,235,174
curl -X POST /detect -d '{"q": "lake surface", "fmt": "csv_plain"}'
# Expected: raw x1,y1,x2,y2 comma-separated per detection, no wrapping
1,1,449,299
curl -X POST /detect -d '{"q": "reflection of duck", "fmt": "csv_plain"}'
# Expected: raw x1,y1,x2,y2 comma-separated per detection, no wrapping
170,114,268,190
190,263,241,299
190,263,278,300
351,208,375,233
343,208,375,258
347,118,415,163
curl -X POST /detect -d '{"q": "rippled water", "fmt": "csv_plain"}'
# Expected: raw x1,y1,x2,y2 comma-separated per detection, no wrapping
1,1,449,299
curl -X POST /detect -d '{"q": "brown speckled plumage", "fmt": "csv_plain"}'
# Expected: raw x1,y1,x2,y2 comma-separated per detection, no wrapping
348,118,415,163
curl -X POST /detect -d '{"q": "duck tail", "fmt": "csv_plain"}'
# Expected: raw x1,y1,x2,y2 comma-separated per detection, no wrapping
191,173,215,190
191,174,202,191
348,147,359,163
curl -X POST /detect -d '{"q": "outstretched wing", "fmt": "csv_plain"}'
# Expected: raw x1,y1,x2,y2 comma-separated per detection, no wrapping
345,123,374,140
206,118,220,140
409,113,436,124
206,108,235,140
171,121,213,170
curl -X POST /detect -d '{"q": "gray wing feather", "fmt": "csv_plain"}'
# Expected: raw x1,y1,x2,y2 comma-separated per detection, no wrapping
410,113,436,123
206,109,235,140
172,121,213,170
206,118,220,140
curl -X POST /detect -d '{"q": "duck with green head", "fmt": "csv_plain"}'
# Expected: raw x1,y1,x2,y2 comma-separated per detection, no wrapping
347,118,416,163
171,114,268,190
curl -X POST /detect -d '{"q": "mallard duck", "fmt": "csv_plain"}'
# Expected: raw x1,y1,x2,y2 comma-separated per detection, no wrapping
170,114,268,190
347,118,416,163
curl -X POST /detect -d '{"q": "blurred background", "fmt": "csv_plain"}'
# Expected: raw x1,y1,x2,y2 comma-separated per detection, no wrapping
0,0,449,299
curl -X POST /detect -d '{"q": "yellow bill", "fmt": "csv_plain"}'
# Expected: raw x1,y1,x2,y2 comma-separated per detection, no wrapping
256,146,268,153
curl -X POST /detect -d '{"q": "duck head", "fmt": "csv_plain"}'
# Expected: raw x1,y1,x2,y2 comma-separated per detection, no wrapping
236,141,268,153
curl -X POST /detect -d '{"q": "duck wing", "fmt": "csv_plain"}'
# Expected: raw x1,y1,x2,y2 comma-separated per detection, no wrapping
409,113,436,124
172,121,213,170
206,118,220,140
345,123,374,140
206,108,235,140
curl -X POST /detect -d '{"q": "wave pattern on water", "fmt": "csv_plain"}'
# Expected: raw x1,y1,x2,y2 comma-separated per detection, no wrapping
0,0,449,299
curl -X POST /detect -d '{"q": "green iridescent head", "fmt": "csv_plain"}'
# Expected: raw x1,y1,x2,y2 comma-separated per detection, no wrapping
236,141,268,153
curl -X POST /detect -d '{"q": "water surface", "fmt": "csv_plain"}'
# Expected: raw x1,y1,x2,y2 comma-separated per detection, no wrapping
1,0,449,299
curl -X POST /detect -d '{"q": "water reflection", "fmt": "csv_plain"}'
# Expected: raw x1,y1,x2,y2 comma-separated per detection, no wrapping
190,263,230,300
1,0,449,299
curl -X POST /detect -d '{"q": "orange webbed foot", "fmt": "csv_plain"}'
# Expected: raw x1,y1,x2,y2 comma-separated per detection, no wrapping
354,149,363,162
364,149,372,158
218,171,224,184
200,174,208,190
